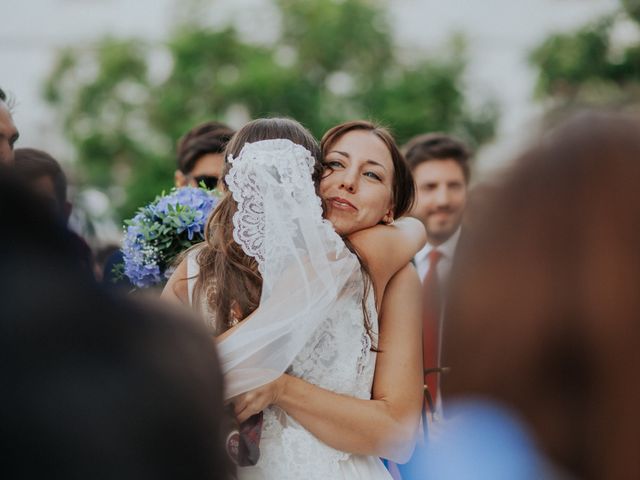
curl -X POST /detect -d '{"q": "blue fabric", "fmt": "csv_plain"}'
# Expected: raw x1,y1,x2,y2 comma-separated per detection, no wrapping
398,399,543,480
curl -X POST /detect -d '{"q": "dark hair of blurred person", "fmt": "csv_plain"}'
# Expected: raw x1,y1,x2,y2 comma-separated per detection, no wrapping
442,112,640,480
0,171,232,480
14,147,70,221
0,168,77,268
0,86,19,166
174,121,235,189
14,147,95,276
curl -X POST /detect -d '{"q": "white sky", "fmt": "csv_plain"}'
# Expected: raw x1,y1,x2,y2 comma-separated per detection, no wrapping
1,0,619,175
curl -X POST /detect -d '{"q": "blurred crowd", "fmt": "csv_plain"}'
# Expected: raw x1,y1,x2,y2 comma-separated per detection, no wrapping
2,82,639,480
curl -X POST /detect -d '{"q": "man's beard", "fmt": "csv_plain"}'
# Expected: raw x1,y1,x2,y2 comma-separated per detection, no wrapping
426,209,461,244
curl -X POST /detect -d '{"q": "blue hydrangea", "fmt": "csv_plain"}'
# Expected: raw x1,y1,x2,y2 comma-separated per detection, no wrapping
120,187,219,288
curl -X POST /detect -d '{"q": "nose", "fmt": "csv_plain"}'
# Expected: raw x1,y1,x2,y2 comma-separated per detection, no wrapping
339,169,358,193
434,185,450,205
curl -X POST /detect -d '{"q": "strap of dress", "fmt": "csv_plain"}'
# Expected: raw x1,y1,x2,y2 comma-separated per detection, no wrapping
186,248,200,306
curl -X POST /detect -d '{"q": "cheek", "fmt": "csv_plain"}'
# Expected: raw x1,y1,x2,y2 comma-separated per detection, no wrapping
318,176,333,198
367,190,393,219
452,191,468,209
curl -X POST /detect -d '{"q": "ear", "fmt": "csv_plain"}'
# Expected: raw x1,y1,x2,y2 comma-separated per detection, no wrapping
174,170,187,188
382,206,394,225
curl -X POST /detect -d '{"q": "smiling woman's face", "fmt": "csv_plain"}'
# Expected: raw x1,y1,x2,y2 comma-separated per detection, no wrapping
320,130,394,236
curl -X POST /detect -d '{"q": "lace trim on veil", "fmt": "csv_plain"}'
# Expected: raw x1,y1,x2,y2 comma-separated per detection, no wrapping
226,139,344,274
218,138,361,399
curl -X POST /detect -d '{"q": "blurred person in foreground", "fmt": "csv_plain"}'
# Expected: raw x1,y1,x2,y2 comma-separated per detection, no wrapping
409,112,640,479
0,87,19,166
14,147,94,277
0,171,232,480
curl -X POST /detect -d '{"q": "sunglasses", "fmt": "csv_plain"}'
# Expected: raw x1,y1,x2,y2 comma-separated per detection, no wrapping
190,175,219,190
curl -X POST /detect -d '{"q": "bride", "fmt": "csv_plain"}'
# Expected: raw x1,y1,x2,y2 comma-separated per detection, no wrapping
162,118,424,478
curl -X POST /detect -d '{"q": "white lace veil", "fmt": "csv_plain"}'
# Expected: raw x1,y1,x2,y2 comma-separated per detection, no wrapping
217,139,361,399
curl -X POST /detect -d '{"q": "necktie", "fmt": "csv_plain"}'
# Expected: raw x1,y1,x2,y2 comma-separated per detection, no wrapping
422,249,443,407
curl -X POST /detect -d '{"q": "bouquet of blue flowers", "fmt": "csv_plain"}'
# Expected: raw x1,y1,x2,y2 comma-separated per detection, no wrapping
120,187,219,288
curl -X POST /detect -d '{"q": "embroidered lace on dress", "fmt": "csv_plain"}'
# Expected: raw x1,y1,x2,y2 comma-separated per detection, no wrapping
192,138,391,479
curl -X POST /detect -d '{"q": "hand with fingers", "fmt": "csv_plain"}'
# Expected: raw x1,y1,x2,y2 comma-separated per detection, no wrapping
232,375,288,423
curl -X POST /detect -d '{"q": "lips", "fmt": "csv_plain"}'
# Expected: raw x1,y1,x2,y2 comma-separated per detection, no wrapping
430,211,451,218
329,197,358,211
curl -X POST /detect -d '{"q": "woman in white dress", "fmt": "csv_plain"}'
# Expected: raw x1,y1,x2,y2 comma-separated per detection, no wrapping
163,118,424,479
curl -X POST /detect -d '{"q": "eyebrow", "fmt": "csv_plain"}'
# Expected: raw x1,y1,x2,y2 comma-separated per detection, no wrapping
328,150,388,171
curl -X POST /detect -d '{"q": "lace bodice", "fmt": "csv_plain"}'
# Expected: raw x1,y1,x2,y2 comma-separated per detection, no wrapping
247,275,379,479
192,138,390,478
187,250,381,478
286,278,376,399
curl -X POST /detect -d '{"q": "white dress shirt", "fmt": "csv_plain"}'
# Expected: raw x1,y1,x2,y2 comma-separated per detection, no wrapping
414,227,462,283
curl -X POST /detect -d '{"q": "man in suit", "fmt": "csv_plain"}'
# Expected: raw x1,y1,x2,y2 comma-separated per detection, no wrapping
405,132,471,410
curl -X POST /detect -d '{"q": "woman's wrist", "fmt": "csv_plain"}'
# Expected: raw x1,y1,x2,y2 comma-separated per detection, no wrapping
274,374,291,408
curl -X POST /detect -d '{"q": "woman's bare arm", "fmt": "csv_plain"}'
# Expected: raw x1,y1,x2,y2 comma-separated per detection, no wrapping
348,217,425,302
232,264,423,463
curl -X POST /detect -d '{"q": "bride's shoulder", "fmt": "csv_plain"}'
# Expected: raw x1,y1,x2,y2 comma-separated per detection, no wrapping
161,258,189,304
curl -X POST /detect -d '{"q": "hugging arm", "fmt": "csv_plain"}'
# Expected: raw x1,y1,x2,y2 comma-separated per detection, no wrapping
348,217,426,301
232,264,424,463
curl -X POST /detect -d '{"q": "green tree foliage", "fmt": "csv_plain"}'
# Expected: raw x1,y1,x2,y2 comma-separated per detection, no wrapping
530,1,640,109
45,0,498,219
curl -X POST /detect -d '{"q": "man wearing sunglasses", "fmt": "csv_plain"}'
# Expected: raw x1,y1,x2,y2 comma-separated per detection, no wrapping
174,121,235,190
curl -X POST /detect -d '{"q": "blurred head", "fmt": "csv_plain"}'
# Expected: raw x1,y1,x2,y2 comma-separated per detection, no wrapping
14,148,70,223
320,120,414,236
443,112,640,480
0,173,231,479
174,121,235,189
404,133,470,245
199,118,321,333
0,87,19,166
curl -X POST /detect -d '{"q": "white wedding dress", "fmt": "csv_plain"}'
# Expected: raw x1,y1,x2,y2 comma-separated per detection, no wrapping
187,252,392,479
186,139,394,479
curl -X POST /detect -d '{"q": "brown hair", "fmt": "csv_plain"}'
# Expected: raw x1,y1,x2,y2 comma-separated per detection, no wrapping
176,121,235,174
194,118,322,333
321,120,415,219
442,112,640,479
403,132,471,183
